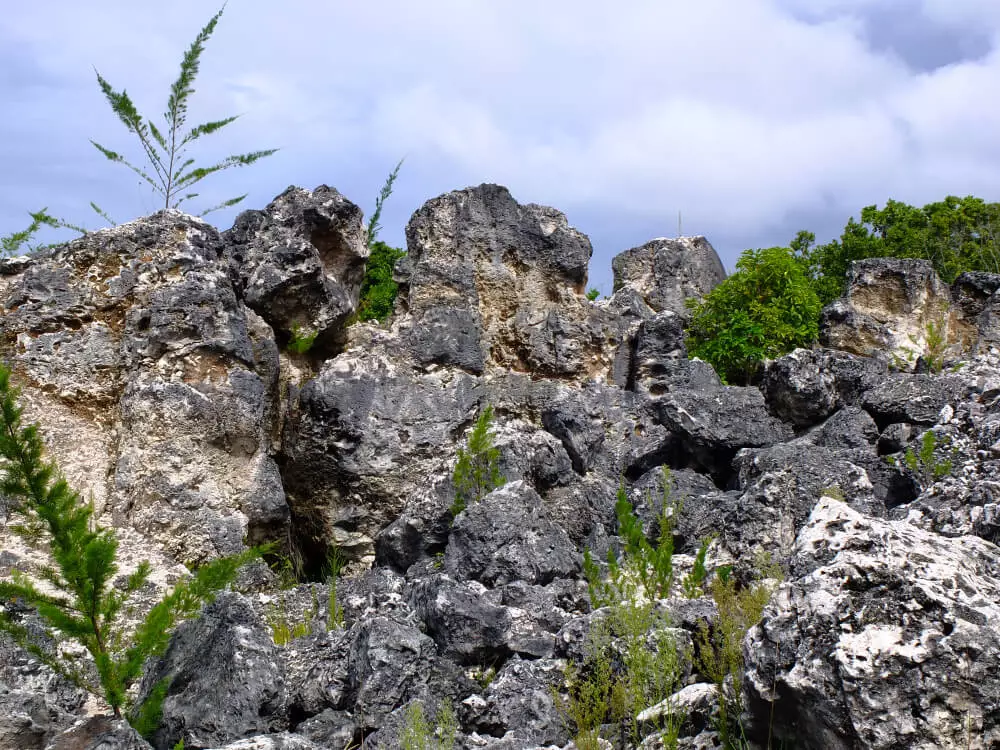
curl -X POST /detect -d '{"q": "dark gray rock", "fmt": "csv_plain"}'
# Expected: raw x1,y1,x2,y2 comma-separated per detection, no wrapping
282,366,481,565
408,576,512,666
861,374,967,428
877,422,918,454
654,386,794,483
140,593,287,750
446,482,579,588
0,629,87,750
406,305,485,374
224,185,368,353
809,407,880,451
632,311,721,395
45,717,152,750
762,348,887,428
345,617,440,730
719,443,885,563
464,658,569,746
611,237,726,315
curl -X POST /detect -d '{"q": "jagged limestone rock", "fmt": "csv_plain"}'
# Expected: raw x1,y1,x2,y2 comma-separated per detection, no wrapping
745,497,1000,750
611,236,726,316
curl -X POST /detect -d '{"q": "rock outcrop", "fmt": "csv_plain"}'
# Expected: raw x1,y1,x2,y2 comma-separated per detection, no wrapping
4,183,1000,750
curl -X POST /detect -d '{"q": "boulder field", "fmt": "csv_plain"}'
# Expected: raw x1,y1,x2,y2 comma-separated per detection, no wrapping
2,183,1000,749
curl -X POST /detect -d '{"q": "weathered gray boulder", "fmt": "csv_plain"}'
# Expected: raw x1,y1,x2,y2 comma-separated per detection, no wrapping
861,373,967,428
807,406,880,451
140,593,287,750
706,443,886,565
224,185,368,353
281,364,481,565
463,658,569,746
631,311,721,395
654,386,794,483
745,497,1000,749
45,717,152,750
950,272,1000,352
408,576,512,666
446,482,580,587
0,623,88,750
762,348,887,428
819,258,961,369
611,236,726,316
397,184,627,379
209,734,325,750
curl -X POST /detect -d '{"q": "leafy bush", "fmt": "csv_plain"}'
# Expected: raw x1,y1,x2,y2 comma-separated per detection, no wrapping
686,245,821,384
450,404,504,517
586,288,600,301
0,364,262,718
357,161,406,323
801,195,1000,304
357,241,406,322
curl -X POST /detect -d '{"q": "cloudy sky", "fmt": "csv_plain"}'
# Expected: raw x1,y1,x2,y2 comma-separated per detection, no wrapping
2,0,999,292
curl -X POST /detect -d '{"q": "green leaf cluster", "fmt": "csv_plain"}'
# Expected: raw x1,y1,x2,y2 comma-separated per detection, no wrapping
685,245,821,385
450,404,504,517
287,325,318,355
893,430,955,489
801,195,1000,304
585,468,712,607
357,241,406,323
357,161,406,323
0,364,261,718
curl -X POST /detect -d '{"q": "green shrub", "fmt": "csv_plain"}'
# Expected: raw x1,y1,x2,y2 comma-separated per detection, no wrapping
450,404,504,517
686,245,821,384
400,700,458,750
357,241,406,322
696,556,781,749
564,560,686,748
891,430,955,489
800,195,1000,304
0,364,262,719
357,161,406,323
287,325,318,355
586,288,600,301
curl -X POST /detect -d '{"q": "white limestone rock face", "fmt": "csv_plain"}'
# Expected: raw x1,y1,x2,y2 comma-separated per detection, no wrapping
745,497,1000,750
820,258,963,370
0,211,292,564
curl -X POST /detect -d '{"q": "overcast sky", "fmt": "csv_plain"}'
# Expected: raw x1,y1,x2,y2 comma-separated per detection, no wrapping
2,0,999,292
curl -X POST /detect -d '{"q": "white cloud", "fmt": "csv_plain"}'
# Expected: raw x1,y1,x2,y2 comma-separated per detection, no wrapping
1,0,999,287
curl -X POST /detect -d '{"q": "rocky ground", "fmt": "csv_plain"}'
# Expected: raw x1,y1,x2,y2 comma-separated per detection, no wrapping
2,183,1000,749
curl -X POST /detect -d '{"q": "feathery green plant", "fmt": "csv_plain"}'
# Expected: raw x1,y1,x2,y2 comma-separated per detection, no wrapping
450,404,504,517
0,210,62,257
90,4,277,220
366,159,403,249
0,364,262,718
357,160,406,323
